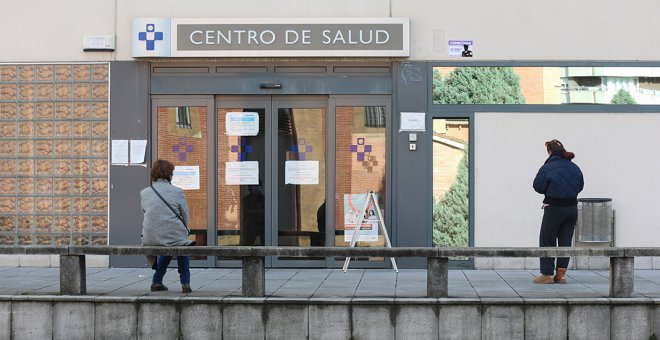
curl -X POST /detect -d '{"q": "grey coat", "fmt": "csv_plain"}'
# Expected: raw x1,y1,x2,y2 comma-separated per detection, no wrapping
140,179,193,246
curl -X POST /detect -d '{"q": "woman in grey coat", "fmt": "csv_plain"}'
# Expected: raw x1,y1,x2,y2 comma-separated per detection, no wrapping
141,159,194,293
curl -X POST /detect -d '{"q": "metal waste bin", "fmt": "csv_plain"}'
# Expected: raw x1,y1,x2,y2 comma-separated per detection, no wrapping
576,198,614,244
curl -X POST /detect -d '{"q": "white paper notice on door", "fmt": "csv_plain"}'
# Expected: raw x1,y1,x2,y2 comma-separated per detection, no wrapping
225,161,259,185
285,161,319,185
171,165,200,190
226,112,259,136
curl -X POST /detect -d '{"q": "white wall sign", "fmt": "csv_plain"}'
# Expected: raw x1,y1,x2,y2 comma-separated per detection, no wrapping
226,112,259,136
285,161,319,184
400,112,426,131
171,165,200,190
225,161,259,185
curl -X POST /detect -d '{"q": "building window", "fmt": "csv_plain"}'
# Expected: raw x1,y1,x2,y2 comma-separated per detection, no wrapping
175,106,192,129
364,106,386,128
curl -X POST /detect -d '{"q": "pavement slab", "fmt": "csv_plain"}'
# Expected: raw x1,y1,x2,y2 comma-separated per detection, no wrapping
0,268,659,300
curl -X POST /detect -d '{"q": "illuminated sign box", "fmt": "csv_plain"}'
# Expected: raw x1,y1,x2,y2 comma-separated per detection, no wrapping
133,18,409,58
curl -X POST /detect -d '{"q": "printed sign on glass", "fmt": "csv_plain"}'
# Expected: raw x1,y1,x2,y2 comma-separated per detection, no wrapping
225,161,259,185
284,161,319,184
226,112,259,136
171,165,200,190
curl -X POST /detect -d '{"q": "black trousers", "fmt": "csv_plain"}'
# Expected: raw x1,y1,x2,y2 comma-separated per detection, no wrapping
539,205,578,275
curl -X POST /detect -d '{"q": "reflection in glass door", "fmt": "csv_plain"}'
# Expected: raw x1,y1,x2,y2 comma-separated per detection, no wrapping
216,98,267,249
152,97,213,265
275,100,326,253
161,95,390,268
334,102,388,265
216,96,327,266
432,118,470,248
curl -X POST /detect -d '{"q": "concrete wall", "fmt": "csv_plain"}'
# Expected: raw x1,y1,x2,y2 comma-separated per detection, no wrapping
0,0,116,62
1,298,658,339
474,112,660,249
0,255,108,268
2,0,659,62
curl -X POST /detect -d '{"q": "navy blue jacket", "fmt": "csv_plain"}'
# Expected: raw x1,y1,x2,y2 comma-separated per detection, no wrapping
533,155,584,206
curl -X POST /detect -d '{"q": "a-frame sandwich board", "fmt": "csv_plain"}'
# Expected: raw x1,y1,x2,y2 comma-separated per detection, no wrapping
342,191,398,272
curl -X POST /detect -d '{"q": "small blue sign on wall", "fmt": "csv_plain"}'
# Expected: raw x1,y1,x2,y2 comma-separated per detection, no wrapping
132,18,171,57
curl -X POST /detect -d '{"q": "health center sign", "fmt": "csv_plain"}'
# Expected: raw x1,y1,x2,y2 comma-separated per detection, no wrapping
132,18,409,57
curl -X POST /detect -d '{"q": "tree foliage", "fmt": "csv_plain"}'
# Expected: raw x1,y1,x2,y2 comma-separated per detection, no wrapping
432,68,444,104
433,67,526,104
433,147,469,247
610,89,637,104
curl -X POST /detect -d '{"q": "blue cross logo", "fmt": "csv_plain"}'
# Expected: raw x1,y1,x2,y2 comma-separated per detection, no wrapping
231,137,253,161
138,24,163,51
291,138,313,160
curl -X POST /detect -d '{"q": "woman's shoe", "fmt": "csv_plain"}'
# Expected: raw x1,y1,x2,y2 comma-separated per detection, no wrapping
533,274,554,284
554,268,567,284
182,284,192,293
150,283,168,292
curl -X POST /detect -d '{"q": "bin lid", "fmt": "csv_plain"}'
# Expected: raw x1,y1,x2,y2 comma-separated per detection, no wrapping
578,198,612,203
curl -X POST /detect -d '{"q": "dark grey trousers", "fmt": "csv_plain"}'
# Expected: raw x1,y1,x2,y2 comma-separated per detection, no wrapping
539,205,578,275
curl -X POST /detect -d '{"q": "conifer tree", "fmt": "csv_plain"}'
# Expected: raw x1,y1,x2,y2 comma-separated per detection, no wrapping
610,88,637,104
435,67,526,104
433,147,469,247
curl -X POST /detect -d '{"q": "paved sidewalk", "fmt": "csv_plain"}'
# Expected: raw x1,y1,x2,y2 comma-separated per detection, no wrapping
2,267,660,299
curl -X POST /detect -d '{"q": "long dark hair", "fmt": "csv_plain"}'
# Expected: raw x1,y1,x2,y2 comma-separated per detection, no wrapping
151,159,174,182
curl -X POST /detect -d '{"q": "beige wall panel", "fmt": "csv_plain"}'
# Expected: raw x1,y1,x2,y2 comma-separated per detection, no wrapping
392,0,660,61
474,112,660,247
3,0,659,61
0,0,115,62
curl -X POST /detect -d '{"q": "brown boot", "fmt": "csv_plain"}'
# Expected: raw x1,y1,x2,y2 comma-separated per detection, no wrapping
533,274,554,284
554,268,567,284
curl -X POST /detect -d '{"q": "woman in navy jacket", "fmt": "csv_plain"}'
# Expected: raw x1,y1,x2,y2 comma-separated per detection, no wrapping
532,139,584,284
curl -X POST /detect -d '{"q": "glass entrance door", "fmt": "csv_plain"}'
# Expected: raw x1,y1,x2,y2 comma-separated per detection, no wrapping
153,95,390,268
216,97,267,250
272,98,327,266
151,96,214,267
216,96,327,267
